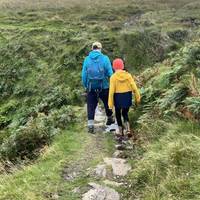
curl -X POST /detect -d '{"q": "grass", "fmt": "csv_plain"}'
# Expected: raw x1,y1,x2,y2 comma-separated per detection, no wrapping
0,0,131,11
0,125,87,200
122,120,200,200
0,123,116,200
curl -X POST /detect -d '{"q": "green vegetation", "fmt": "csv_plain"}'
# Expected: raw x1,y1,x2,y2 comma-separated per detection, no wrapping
0,0,199,199
127,121,200,200
0,122,115,200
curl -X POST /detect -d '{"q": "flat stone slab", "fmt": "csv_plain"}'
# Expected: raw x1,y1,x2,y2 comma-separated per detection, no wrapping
95,115,105,123
103,158,131,176
94,164,107,178
95,107,105,122
82,183,120,200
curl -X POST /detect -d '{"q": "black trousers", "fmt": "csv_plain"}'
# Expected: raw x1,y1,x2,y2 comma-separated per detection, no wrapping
115,107,129,127
87,89,113,120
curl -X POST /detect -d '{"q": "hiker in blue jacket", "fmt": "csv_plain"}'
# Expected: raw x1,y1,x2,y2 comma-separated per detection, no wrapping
82,42,115,134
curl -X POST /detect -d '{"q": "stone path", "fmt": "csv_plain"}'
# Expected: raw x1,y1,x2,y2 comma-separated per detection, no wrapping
82,183,120,200
82,107,133,200
103,157,131,177
62,107,107,182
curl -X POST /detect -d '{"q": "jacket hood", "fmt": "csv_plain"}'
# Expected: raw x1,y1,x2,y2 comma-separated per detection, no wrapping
89,50,102,60
114,70,130,82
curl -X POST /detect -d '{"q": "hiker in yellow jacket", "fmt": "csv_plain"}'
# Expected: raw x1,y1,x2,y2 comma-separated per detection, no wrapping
108,58,141,137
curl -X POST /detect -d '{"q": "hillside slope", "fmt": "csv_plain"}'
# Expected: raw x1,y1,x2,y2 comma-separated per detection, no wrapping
0,0,199,199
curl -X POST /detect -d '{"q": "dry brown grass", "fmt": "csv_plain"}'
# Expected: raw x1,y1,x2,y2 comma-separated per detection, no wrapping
0,0,198,11
0,0,85,10
0,0,131,10
133,0,199,10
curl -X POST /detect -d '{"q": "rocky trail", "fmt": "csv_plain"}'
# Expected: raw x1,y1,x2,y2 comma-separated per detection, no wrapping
62,107,134,200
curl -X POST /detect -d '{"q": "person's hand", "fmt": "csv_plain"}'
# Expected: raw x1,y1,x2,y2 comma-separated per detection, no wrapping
109,106,113,111
81,90,87,97
136,101,141,107
133,101,140,109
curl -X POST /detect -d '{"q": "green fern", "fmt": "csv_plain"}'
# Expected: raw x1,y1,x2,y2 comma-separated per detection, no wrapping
185,97,200,118
157,85,189,110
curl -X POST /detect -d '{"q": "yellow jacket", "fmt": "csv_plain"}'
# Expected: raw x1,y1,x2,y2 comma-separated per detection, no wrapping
108,70,141,109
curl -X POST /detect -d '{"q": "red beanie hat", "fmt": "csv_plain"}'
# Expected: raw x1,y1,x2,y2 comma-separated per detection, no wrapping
113,58,124,70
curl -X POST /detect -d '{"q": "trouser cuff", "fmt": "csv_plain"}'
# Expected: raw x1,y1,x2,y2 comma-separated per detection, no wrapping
88,120,94,126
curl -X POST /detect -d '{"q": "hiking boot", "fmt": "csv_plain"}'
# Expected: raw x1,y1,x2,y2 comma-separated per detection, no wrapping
106,116,115,126
125,121,132,138
115,126,124,143
115,126,123,137
88,125,95,134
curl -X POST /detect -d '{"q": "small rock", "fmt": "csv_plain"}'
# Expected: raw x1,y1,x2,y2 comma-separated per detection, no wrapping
113,150,123,158
94,164,107,178
104,158,131,176
122,140,133,145
95,107,105,122
115,144,126,151
126,145,133,150
72,187,81,194
82,183,120,200
96,122,105,127
52,194,59,200
63,171,78,181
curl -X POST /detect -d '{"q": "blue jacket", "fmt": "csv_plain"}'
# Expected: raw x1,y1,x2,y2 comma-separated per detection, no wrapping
82,50,113,89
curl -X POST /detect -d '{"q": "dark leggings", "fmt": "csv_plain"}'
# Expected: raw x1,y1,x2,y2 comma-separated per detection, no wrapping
115,107,129,127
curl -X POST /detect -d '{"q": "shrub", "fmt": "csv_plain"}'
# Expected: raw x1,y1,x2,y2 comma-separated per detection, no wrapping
120,29,168,70
0,100,19,115
185,97,200,119
185,45,200,67
0,115,56,161
0,115,11,130
0,104,79,161
167,29,189,42
36,86,70,114
152,65,189,90
50,106,77,129
157,85,189,110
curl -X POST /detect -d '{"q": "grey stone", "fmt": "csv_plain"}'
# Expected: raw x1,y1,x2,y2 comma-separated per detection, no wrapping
94,164,107,178
95,107,105,123
52,194,59,199
82,183,120,200
126,145,133,150
103,158,131,176
115,144,126,151
113,150,124,158
72,187,81,194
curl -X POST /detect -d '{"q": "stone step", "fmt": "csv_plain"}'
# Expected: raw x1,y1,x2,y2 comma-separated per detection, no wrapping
82,183,120,200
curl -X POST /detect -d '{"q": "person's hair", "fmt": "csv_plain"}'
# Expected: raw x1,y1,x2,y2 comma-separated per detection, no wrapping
123,67,129,72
